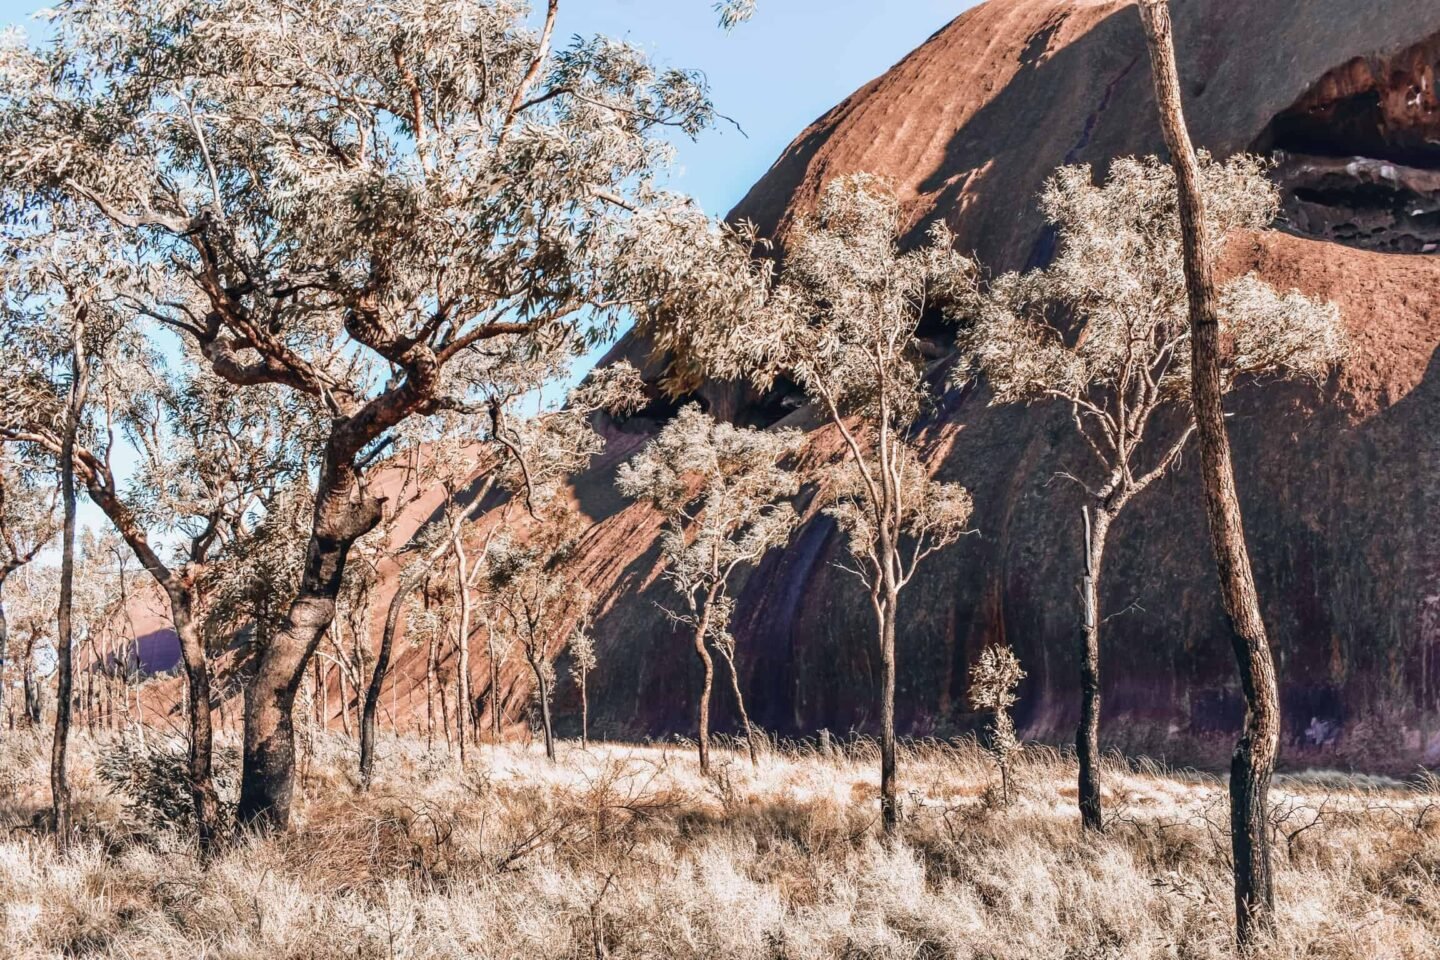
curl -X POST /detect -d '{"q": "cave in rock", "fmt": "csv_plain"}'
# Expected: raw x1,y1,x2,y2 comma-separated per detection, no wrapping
1256,32,1440,254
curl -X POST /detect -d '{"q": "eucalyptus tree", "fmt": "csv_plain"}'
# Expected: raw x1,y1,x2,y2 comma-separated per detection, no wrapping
968,644,1025,806
1137,0,1309,942
446,362,642,763
628,175,977,830
617,403,801,771
67,529,126,734
964,156,1344,834
0,0,720,829
0,213,132,840
568,613,596,748
777,178,976,832
0,451,58,726
483,513,591,763
6,562,57,728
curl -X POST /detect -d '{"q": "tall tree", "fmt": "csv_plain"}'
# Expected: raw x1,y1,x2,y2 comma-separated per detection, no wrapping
0,452,58,726
1138,0,1288,942
617,403,801,771
965,157,1344,833
4,265,307,852
0,0,717,829
52,312,88,845
484,515,591,764
632,175,976,830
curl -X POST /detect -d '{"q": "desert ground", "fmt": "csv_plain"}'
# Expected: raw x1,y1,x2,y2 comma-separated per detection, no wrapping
2,731,1437,959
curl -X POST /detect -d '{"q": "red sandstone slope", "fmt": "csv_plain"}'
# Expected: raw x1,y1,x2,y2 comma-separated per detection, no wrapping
130,0,1440,771
730,0,1440,269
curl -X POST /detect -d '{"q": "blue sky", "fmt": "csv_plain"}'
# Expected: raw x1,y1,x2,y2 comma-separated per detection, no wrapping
553,1,970,217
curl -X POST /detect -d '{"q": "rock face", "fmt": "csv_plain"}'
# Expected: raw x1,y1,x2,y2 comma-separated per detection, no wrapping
574,0,1440,771
128,0,1440,772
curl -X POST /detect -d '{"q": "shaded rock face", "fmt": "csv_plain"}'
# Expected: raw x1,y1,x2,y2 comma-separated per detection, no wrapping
573,0,1440,772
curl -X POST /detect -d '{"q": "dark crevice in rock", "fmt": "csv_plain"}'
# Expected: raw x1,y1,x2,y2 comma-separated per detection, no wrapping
1274,156,1440,254
1256,31,1440,254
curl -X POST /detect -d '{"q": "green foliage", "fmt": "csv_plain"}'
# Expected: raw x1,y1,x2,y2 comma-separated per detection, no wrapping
96,737,240,838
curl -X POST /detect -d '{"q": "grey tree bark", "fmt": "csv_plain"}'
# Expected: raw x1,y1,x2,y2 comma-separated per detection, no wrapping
51,315,88,847
1077,507,1113,833
237,454,384,829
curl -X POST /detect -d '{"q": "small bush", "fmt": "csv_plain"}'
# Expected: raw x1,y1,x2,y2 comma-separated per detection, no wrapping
95,737,239,839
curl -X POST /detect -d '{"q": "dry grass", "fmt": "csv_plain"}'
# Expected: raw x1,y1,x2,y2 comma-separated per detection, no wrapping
1,730,1438,959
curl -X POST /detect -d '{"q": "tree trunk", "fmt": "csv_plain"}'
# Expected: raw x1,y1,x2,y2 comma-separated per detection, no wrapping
238,611,323,829
360,472,498,779
330,622,353,740
488,627,502,742
425,626,437,751
454,543,472,766
692,623,716,774
878,593,899,834
22,641,40,727
1139,1,1281,944
52,324,86,847
0,572,9,726
313,654,323,730
439,677,452,752
84,643,94,733
1077,507,1112,833
360,568,422,787
237,450,383,829
336,657,352,738
579,672,588,749
78,470,226,850
169,587,222,853
716,644,759,767
526,645,556,762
